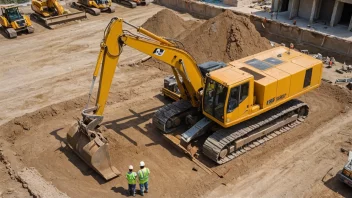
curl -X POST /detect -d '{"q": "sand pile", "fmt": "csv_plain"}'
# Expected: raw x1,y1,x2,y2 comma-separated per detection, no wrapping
182,10,272,63
142,9,200,38
141,9,271,71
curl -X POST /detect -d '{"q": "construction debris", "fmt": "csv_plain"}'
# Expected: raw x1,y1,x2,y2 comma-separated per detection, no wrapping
335,78,352,83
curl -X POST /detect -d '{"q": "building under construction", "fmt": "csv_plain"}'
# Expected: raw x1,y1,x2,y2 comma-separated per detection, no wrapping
271,0,352,31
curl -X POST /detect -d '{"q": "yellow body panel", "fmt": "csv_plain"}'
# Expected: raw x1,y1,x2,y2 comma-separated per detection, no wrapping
0,16,10,27
31,0,65,17
205,46,323,128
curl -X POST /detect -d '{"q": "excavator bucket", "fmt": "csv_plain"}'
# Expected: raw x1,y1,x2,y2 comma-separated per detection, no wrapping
66,122,120,180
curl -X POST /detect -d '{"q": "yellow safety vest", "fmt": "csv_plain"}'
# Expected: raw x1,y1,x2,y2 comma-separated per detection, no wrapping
126,171,137,184
138,168,150,184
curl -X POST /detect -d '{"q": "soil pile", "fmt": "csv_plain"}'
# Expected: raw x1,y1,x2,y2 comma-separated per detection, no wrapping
142,9,271,72
182,10,271,63
142,9,200,38
0,96,86,143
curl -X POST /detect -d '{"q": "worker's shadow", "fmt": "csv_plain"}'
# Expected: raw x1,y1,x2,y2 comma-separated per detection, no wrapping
49,128,109,185
111,186,143,196
323,173,352,198
111,186,128,196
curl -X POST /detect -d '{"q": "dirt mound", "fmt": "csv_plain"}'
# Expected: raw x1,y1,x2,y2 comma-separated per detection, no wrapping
142,9,200,38
143,10,271,73
18,167,70,198
0,96,86,143
182,10,271,63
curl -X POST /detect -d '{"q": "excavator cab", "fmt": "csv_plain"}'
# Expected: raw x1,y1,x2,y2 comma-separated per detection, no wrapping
203,66,254,128
4,6,22,22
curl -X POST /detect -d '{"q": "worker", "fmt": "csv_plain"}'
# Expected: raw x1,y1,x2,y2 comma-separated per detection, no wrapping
126,165,137,197
137,161,150,196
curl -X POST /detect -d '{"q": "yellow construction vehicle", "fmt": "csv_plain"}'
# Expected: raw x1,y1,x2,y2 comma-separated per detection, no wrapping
113,0,149,8
66,18,323,180
71,0,115,16
31,0,87,29
0,5,34,38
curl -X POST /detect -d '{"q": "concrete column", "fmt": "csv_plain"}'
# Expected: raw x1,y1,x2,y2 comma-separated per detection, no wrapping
330,0,344,27
349,15,352,31
309,0,318,23
272,0,280,11
289,0,300,19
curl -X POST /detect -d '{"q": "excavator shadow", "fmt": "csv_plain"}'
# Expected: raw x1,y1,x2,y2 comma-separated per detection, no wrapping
49,128,108,184
103,108,187,159
323,174,352,198
102,95,190,159
102,95,220,171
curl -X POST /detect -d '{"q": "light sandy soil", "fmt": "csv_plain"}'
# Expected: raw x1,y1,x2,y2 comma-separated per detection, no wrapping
0,4,167,125
1,3,352,198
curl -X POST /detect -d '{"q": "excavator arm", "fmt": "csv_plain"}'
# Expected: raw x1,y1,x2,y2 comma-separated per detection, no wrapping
47,0,65,15
93,18,203,115
67,17,204,180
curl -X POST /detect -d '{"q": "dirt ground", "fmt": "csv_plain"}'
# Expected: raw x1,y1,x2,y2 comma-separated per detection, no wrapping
1,3,352,198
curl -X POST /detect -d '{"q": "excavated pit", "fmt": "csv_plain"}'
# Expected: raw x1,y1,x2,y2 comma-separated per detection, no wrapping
0,8,351,198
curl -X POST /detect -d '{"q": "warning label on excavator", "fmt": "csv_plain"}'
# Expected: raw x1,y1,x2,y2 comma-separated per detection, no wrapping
153,48,165,56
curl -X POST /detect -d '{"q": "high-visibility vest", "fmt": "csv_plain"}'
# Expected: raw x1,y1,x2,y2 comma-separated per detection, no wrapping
126,171,137,184
138,168,150,184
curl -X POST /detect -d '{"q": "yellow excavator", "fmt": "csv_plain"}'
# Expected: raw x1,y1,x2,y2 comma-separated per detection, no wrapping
71,0,115,16
67,17,323,180
113,0,149,8
31,0,87,29
0,5,34,38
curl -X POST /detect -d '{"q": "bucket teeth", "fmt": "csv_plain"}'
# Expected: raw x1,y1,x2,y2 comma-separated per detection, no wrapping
66,122,120,180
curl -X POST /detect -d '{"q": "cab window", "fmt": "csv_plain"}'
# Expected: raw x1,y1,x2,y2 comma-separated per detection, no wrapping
203,79,228,121
240,82,249,102
227,82,249,113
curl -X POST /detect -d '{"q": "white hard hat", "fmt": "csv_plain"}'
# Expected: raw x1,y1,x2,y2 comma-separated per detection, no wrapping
129,165,133,169
140,161,145,166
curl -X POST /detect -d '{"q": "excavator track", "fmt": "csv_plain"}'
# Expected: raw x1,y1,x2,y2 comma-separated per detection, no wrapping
203,99,308,164
114,0,137,8
153,100,194,133
71,2,101,16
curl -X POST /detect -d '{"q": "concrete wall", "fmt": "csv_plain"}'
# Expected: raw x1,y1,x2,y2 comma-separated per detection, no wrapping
155,0,352,63
223,0,238,6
